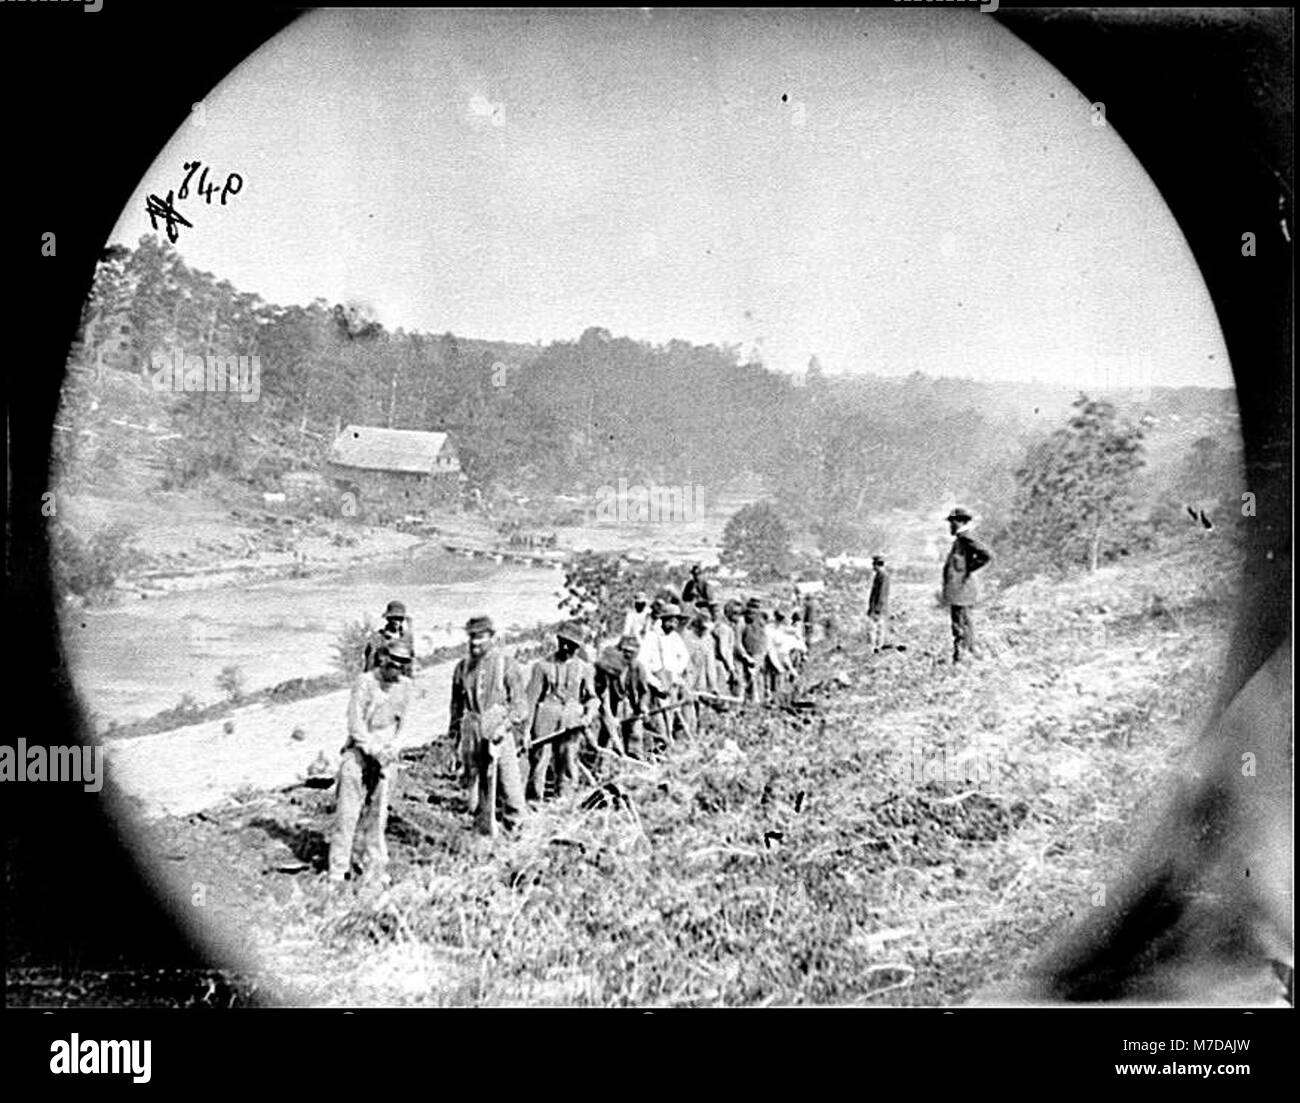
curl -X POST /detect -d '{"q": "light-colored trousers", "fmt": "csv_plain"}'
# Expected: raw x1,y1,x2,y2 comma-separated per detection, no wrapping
329,746,391,881
461,724,527,833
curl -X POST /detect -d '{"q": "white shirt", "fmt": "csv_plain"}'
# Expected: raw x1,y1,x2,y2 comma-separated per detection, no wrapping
638,626,690,693
767,626,804,667
622,605,651,640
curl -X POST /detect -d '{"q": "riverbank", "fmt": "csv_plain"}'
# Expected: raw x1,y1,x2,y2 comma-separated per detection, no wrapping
108,539,1240,1007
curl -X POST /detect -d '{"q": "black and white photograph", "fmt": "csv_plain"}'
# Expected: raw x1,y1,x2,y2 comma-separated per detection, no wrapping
4,1,1292,1050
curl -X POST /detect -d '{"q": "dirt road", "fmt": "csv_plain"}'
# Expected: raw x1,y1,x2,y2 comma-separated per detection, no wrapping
107,654,467,820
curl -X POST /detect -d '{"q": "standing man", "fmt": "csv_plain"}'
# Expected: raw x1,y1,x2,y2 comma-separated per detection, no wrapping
447,614,529,835
681,563,715,609
621,592,652,642
683,610,720,733
766,609,799,698
709,599,738,703
638,602,693,746
724,600,747,699
942,508,994,663
362,599,416,673
329,640,414,884
800,587,822,651
526,622,599,801
594,633,652,761
867,555,891,654
738,598,770,704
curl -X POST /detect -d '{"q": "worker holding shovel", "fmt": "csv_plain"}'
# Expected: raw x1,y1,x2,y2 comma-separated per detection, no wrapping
328,640,414,884
447,615,529,837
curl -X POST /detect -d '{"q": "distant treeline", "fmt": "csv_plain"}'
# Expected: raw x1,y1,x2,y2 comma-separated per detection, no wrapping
58,236,1239,555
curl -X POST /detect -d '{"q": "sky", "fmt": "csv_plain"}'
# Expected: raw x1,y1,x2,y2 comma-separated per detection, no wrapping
110,8,1233,390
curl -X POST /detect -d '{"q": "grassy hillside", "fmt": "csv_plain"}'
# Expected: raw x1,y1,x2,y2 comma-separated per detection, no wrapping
56,532,1237,1009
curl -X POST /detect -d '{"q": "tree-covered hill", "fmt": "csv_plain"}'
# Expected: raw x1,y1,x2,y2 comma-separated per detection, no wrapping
57,236,1240,558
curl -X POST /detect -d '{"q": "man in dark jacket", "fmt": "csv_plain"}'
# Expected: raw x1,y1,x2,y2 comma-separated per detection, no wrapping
867,555,891,654
448,614,529,835
681,563,715,608
594,634,652,760
525,622,599,800
738,597,769,704
362,599,416,674
942,508,993,663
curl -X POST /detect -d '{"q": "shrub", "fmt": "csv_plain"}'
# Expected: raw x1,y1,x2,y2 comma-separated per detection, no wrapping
216,664,247,704
333,618,373,679
49,519,143,601
720,501,792,581
560,552,680,643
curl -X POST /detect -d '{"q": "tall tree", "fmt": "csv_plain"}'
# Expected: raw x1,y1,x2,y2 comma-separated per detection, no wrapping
1014,394,1146,571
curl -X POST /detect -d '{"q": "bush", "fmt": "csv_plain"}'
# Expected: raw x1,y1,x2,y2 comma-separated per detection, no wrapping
49,519,142,601
216,664,247,704
560,552,679,644
720,501,792,581
332,618,373,679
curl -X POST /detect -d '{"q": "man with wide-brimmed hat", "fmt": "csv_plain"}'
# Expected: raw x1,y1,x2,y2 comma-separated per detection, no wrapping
638,601,693,746
329,638,415,883
525,621,599,800
942,508,994,663
593,632,652,762
867,555,891,654
447,614,529,835
362,598,416,674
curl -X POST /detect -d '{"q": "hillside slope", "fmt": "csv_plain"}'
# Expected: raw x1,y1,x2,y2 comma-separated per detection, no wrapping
10,534,1241,1008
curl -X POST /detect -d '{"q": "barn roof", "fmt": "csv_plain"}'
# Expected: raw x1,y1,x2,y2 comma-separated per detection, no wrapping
328,425,452,474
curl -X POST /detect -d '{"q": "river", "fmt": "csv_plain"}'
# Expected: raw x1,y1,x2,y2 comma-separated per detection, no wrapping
61,549,567,727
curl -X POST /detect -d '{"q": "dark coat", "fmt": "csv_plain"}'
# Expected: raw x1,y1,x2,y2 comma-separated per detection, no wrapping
681,574,715,607
595,654,651,720
739,619,768,662
447,648,526,741
942,532,993,607
526,654,598,737
868,568,891,616
362,621,416,672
